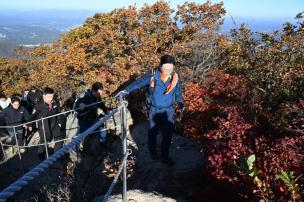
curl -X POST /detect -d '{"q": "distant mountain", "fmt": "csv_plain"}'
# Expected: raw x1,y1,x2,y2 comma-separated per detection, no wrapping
0,10,96,29
221,16,298,34
0,10,97,57
0,10,299,57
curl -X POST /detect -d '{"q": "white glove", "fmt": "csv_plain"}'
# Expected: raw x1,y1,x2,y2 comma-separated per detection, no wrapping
115,90,128,98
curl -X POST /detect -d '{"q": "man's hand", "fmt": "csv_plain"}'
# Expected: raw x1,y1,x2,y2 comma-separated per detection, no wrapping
23,125,32,132
175,110,183,122
115,90,128,98
79,103,86,110
176,102,184,122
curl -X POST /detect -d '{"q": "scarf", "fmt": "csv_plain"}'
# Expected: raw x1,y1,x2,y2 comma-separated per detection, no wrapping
48,103,53,110
150,68,179,95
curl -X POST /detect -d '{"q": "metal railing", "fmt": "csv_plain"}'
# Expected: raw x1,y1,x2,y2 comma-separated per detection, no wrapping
0,101,106,161
0,96,130,202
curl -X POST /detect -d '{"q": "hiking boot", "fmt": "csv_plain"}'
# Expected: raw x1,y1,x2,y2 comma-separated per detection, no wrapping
149,149,159,160
161,156,175,167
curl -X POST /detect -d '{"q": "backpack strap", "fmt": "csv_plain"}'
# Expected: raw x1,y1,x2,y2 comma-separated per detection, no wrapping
150,68,156,89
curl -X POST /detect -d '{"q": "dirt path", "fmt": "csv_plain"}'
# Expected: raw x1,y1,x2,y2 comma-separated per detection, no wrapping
96,119,205,201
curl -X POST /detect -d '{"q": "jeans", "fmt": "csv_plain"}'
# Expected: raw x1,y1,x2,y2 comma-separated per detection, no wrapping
148,106,175,159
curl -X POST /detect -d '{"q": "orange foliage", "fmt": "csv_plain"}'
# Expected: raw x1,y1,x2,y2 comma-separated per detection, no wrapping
1,1,225,101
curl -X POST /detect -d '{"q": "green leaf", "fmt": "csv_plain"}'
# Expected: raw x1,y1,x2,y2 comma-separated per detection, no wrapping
247,154,256,170
276,171,291,185
282,171,291,181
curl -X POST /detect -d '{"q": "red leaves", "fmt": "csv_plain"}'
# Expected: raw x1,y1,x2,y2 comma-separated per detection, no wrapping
204,69,246,100
180,69,304,200
183,82,208,112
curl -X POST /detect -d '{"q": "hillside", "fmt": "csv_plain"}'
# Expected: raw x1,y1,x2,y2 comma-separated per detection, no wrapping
0,10,95,57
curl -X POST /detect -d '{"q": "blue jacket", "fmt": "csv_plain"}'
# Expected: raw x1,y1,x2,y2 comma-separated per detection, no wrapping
125,68,183,109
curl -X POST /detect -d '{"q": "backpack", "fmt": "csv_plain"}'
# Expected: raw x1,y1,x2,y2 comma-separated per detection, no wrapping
143,68,157,111
144,67,176,109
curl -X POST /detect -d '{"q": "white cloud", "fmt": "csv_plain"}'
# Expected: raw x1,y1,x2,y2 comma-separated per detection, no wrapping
2,27,19,32
0,33,7,38
29,32,37,38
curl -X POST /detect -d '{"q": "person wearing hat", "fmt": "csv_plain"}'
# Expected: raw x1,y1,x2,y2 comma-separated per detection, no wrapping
76,82,109,134
75,82,110,165
116,54,184,167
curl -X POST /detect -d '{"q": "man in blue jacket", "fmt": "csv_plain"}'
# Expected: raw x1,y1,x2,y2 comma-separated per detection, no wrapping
116,55,183,167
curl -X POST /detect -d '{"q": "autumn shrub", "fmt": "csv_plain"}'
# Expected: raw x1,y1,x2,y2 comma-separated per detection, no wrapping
181,68,303,201
221,23,304,133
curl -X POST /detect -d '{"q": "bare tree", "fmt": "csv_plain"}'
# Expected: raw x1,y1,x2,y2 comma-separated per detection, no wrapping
174,23,226,83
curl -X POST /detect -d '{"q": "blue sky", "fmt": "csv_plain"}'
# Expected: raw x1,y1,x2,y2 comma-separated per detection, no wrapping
0,0,303,19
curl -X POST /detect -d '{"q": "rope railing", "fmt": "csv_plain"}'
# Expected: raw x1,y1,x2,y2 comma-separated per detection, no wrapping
0,96,131,202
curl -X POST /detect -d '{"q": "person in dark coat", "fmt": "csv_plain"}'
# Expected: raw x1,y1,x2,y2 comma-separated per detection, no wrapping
26,86,43,114
116,55,184,167
0,92,10,111
31,87,62,160
0,93,8,133
0,92,8,160
76,82,109,133
0,96,32,150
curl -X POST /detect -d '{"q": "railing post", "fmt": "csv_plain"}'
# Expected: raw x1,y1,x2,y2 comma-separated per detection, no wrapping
0,139,7,162
13,126,22,161
13,126,25,174
41,118,49,158
119,96,128,202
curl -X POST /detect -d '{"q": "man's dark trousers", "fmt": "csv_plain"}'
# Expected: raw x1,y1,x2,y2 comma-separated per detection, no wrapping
148,106,174,159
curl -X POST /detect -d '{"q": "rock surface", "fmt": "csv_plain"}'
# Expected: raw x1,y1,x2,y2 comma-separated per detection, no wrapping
93,119,204,201
94,189,176,202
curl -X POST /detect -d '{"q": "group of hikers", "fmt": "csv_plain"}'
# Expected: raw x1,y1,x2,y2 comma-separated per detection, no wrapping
0,87,55,160
0,83,108,161
0,54,184,167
